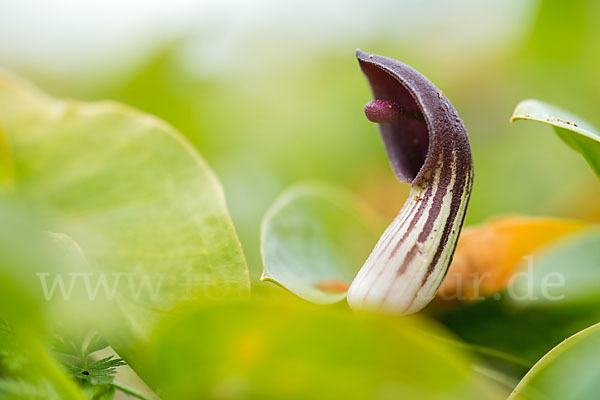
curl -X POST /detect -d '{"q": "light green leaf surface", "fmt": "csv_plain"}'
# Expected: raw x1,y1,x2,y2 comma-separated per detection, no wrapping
261,183,382,304
509,322,600,400
511,99,600,177
509,228,600,307
0,71,249,310
142,299,505,400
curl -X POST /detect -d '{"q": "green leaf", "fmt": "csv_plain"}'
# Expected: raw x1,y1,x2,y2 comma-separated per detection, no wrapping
53,331,123,387
261,183,383,304
0,71,249,397
82,334,109,359
509,322,600,400
52,329,107,361
0,71,249,310
511,99,600,177
62,355,126,386
141,299,505,399
509,228,600,308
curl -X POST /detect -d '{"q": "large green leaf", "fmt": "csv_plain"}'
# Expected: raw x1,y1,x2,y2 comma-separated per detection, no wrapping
511,99,600,177
139,299,505,400
0,71,250,393
0,71,249,310
509,322,600,400
261,183,382,304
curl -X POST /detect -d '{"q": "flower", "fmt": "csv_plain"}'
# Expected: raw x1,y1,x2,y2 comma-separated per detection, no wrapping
347,50,474,315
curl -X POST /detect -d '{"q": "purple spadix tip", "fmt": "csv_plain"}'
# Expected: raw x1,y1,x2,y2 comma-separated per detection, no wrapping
364,99,424,124
364,100,401,123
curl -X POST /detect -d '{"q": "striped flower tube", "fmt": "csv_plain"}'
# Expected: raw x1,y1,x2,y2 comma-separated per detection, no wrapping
347,50,473,315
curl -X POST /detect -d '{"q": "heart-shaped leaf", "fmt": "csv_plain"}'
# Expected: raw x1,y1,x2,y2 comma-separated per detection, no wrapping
509,322,600,400
0,71,250,310
0,71,250,392
511,100,600,178
261,183,383,304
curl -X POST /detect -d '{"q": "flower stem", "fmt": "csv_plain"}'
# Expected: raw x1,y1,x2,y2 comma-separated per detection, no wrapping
111,382,153,400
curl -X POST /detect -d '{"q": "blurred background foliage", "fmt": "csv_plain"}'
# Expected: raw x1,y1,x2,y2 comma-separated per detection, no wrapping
1,0,600,398
2,0,600,280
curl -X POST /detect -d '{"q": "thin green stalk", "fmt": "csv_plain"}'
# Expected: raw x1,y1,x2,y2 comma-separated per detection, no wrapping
417,329,534,368
111,382,153,400
471,364,519,391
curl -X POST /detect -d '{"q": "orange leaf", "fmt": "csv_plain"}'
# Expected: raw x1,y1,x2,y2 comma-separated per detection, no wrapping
438,216,588,302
